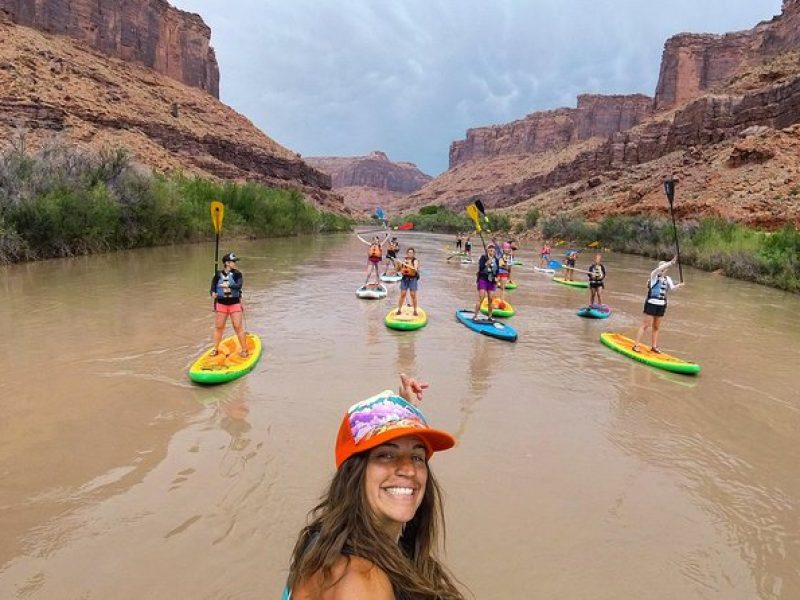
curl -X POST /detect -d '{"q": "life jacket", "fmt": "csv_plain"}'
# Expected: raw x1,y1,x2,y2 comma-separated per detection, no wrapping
541,245,551,255
500,253,513,269
590,264,604,281
480,256,499,281
216,271,240,299
369,243,382,259
400,259,418,278
647,275,668,305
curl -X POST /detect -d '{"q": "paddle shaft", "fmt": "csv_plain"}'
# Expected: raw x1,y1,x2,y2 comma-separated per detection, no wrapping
664,177,684,282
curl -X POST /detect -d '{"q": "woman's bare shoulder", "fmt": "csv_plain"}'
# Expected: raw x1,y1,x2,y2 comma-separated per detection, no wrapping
292,555,394,600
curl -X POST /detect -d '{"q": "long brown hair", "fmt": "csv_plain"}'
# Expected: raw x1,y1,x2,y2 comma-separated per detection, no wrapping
288,452,464,599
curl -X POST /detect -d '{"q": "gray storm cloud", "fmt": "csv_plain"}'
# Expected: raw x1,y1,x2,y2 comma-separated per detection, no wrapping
172,0,781,175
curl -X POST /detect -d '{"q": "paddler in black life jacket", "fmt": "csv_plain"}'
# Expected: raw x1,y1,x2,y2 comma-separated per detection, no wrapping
632,256,685,353
588,253,607,306
394,247,420,317
473,243,500,322
384,237,400,276
357,231,390,288
209,252,248,358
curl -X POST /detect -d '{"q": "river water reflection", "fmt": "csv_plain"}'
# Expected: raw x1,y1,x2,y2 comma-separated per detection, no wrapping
1,232,798,599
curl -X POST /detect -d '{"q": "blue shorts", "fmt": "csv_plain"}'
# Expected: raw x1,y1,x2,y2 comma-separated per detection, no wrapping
400,277,418,291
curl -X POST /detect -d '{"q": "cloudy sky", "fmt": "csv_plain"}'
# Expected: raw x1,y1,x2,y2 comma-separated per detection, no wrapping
172,0,782,175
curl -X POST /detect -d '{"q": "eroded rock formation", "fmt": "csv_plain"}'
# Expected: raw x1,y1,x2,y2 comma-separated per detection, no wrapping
306,151,431,212
449,94,654,168
0,20,343,211
0,0,220,97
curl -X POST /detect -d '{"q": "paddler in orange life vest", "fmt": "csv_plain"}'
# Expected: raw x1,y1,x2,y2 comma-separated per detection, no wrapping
357,231,390,287
209,252,248,358
392,247,420,317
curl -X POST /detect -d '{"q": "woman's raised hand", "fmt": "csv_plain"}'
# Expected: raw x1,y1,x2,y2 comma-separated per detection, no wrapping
399,373,429,405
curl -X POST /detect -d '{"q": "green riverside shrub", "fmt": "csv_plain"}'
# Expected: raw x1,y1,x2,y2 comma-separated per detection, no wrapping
0,137,353,263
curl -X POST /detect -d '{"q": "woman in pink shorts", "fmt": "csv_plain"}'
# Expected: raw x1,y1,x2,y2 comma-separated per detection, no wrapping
209,252,248,358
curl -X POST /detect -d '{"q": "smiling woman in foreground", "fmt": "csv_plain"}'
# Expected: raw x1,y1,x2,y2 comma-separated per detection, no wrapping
285,375,464,600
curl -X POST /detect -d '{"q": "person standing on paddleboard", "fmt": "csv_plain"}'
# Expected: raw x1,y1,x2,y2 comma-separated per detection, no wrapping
209,253,248,358
464,236,472,261
455,233,462,251
385,237,400,276
284,374,464,600
632,256,685,353
474,243,500,322
539,241,552,268
497,242,513,302
358,232,390,288
564,249,578,281
588,254,607,306
394,247,420,317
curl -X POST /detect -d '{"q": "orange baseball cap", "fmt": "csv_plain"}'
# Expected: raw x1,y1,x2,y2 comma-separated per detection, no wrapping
335,391,456,468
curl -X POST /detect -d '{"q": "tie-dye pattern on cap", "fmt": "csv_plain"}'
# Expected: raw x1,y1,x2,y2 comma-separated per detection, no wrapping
348,391,428,446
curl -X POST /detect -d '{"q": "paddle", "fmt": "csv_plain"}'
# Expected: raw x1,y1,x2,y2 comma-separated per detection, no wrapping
663,176,684,282
210,201,224,273
473,199,492,232
548,259,591,275
466,204,488,253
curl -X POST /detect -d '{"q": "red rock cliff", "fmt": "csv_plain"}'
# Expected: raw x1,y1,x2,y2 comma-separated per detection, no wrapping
0,0,220,97
448,94,653,168
305,151,432,194
654,0,800,110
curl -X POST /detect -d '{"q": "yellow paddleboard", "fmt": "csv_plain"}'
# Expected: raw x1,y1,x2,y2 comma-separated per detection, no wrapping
189,333,262,384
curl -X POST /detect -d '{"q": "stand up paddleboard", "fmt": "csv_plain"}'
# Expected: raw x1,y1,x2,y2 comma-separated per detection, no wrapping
553,277,589,288
480,297,515,318
189,333,263,384
385,306,428,331
503,280,518,290
600,332,701,375
380,273,402,283
534,267,555,275
577,304,611,319
356,284,388,299
455,310,517,342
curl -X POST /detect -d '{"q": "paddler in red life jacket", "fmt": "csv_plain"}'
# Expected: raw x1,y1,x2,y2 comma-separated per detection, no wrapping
539,241,552,268
209,252,248,358
357,231,390,288
632,256,685,353
392,247,421,317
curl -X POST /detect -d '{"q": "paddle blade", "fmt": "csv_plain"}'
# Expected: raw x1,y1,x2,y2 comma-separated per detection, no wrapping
374,207,385,221
210,201,224,233
466,204,481,232
548,260,563,269
474,199,491,226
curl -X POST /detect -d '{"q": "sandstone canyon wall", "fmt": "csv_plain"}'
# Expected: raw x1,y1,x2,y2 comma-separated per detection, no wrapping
403,0,800,227
0,15,342,210
449,94,654,168
306,151,431,212
654,0,800,110
0,0,220,97
306,151,432,193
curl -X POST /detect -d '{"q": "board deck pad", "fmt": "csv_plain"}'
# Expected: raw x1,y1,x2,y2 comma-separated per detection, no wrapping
385,306,428,331
600,332,701,375
189,333,263,384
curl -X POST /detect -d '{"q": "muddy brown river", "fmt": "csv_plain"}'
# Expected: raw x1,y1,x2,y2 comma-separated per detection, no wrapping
1,232,799,599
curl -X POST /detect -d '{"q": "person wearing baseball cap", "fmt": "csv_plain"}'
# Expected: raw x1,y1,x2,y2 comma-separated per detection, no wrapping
632,255,685,353
285,374,464,600
209,252,248,358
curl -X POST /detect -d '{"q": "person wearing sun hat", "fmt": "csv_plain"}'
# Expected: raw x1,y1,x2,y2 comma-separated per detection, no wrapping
284,374,464,600
632,255,685,353
209,252,248,358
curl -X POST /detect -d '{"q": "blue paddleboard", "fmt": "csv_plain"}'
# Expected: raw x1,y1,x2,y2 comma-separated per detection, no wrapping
577,304,611,319
455,310,517,342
